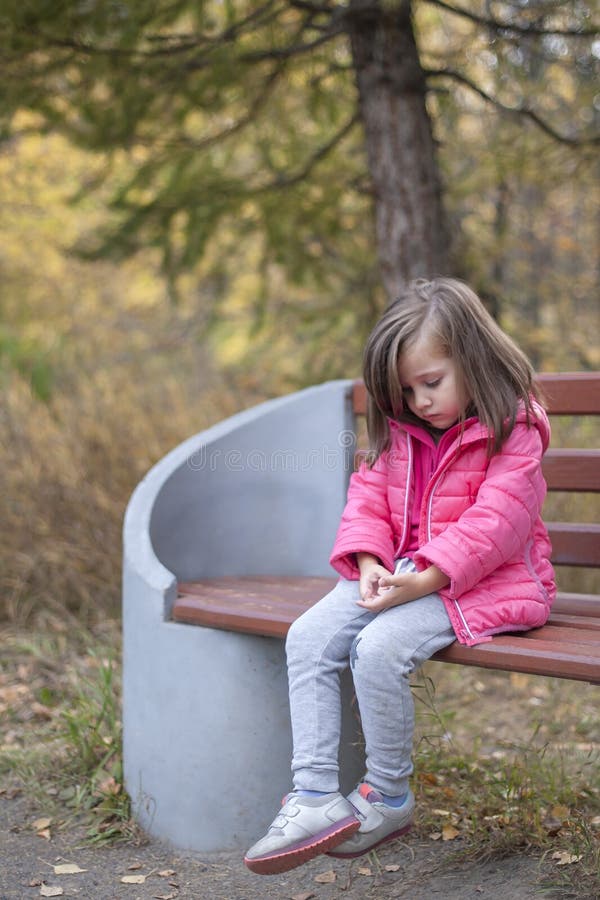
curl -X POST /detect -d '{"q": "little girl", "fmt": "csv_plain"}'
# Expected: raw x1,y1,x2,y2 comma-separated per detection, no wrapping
244,277,555,875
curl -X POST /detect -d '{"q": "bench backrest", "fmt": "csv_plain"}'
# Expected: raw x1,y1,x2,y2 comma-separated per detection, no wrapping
351,373,600,580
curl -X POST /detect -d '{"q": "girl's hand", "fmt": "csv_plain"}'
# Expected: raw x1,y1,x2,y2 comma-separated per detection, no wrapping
359,563,393,603
357,571,423,612
357,565,451,613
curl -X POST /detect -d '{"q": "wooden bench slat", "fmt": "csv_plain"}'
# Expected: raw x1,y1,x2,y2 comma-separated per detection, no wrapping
520,623,600,645
552,592,600,616
542,449,600,492
546,613,600,631
432,635,600,683
546,522,600,567
537,372,600,415
174,599,293,638
178,576,336,604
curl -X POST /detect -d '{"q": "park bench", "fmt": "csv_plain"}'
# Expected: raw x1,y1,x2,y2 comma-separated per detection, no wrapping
122,371,599,853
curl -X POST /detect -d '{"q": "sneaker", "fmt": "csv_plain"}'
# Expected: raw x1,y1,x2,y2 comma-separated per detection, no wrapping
244,792,360,875
327,783,414,858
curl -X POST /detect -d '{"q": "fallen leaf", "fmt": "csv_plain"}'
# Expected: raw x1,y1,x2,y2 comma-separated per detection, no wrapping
153,894,178,900
40,887,64,898
121,874,147,884
442,824,460,841
429,831,442,840
291,893,315,900
591,815,600,828
29,880,43,887
385,864,401,872
158,869,177,877
37,828,52,841
551,805,570,821
97,775,121,795
32,817,52,831
432,808,451,817
53,864,86,875
419,772,438,785
314,870,336,883
31,701,53,720
552,851,582,867
358,866,372,876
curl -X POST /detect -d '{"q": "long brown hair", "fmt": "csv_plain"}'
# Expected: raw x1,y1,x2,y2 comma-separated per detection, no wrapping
363,277,541,465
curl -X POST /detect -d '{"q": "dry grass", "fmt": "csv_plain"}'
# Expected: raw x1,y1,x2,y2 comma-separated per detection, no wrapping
412,664,600,896
0,368,240,625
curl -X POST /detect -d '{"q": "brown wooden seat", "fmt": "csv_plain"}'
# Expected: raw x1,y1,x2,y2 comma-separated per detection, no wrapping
173,372,600,685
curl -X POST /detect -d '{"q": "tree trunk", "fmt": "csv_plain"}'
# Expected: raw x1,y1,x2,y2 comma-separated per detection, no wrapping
346,0,449,300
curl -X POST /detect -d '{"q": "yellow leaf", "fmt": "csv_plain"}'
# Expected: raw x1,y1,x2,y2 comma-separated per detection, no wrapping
32,817,52,831
53,864,85,875
314,870,336,883
37,828,52,841
358,866,372,876
551,805,570,821
442,824,460,841
432,808,451,817
121,874,146,884
552,851,582,867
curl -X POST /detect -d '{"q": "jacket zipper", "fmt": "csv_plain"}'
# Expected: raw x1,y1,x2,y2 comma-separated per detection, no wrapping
396,433,413,556
524,537,549,603
425,450,477,644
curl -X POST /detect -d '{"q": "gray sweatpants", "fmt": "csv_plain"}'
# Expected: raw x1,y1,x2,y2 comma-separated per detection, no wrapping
285,560,455,797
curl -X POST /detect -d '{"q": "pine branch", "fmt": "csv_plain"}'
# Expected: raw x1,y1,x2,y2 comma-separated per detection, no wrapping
240,24,344,62
289,0,336,13
424,0,600,38
254,113,360,191
426,68,600,146
176,66,285,151
31,1,286,60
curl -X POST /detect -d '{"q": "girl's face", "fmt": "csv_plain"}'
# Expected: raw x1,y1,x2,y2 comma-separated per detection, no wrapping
398,333,468,430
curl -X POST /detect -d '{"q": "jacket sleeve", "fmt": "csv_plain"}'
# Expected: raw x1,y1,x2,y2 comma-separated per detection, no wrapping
414,424,547,598
329,453,396,580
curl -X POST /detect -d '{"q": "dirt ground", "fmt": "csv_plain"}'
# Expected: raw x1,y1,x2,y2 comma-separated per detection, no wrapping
0,789,582,900
1,630,597,900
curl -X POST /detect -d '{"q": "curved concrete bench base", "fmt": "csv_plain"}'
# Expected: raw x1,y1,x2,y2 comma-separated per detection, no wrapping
123,381,364,851
123,575,364,851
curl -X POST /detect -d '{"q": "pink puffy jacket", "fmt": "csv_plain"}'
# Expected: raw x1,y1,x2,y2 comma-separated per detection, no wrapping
330,404,556,646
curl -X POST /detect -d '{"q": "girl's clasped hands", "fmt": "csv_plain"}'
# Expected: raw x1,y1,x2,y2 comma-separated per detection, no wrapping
358,563,416,612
